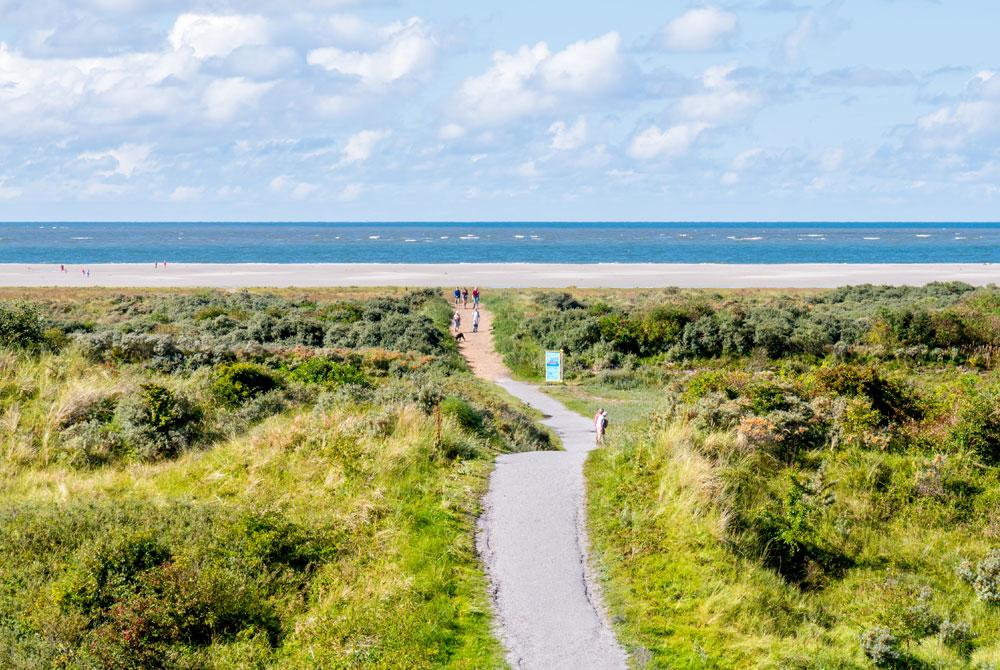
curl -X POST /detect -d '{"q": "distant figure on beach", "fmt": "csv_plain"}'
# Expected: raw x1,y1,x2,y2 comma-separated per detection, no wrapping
594,408,608,444
462,287,469,308
453,287,461,306
86,269,90,278
472,308,480,333
60,264,65,272
155,261,159,269
472,287,480,307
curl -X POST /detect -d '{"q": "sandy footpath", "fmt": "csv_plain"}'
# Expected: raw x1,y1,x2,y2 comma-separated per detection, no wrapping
1,262,998,288
461,307,627,670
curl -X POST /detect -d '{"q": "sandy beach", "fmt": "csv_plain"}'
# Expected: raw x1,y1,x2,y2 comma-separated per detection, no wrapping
0,263,998,289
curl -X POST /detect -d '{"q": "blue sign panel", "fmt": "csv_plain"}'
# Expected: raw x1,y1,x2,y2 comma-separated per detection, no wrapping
545,351,563,383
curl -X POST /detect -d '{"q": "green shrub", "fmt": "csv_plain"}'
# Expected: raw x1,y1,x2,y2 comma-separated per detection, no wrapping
813,365,922,424
0,301,44,350
749,466,844,586
212,362,281,408
58,532,172,614
952,388,1000,464
116,383,202,460
440,396,483,434
288,357,367,387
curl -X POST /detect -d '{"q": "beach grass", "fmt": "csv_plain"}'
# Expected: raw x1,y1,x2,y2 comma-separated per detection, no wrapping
0,287,542,669
491,286,1000,669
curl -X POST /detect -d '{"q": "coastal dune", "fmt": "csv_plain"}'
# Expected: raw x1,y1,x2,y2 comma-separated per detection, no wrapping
1,263,998,288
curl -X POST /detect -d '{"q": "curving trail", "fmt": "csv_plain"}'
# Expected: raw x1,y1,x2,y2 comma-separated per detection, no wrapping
457,305,626,670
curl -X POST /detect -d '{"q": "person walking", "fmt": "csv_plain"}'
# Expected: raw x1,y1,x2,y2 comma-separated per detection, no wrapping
453,287,461,307
472,308,480,333
462,287,469,309
453,310,462,332
594,408,608,444
472,287,480,308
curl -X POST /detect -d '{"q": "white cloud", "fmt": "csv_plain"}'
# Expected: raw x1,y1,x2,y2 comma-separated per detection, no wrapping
515,160,540,177
338,128,391,166
78,143,153,177
337,182,364,201
628,123,708,160
202,77,273,121
269,175,319,199
911,71,1000,151
720,171,739,185
169,185,204,202
784,13,813,61
820,147,845,171
168,14,270,60
537,32,622,95
660,7,737,52
438,123,467,141
307,17,436,88
452,32,623,127
0,44,196,133
0,177,21,200
731,147,763,170
548,117,587,150
677,63,761,124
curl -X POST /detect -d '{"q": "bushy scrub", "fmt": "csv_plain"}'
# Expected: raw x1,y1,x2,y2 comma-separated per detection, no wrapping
2,501,331,669
952,387,1000,464
116,383,203,460
860,626,900,667
496,286,1000,669
959,549,1000,604
288,356,367,387
0,300,44,350
211,362,281,408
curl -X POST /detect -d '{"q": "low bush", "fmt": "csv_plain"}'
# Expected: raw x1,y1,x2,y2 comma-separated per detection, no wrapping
288,357,367,387
859,626,900,667
958,549,1000,604
211,362,281,408
939,619,975,656
0,301,44,350
116,383,203,460
951,387,1000,464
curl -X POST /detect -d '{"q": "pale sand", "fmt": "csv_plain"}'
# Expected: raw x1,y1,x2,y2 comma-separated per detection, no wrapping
1,263,998,288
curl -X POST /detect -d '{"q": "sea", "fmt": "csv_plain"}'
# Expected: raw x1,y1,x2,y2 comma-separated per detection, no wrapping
1,222,999,264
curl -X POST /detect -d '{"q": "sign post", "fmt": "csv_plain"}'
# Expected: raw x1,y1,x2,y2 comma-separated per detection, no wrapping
544,350,563,383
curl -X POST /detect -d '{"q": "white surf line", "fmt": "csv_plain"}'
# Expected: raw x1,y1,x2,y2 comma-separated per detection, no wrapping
476,379,627,670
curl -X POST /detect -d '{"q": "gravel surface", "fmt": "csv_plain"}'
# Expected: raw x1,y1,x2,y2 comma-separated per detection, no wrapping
476,377,627,669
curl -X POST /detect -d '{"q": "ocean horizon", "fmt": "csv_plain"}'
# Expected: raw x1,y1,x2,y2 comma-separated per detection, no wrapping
3,221,1000,264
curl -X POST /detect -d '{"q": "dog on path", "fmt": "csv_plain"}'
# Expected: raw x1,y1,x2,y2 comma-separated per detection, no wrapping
455,332,466,343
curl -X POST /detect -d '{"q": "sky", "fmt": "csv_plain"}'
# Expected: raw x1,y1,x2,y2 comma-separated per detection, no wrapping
0,0,998,222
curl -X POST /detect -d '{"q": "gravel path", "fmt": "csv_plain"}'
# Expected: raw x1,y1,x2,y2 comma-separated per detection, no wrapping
461,306,627,670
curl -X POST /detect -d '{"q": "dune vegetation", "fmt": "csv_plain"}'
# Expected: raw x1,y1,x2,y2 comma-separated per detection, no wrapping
0,288,553,670
491,285,1000,669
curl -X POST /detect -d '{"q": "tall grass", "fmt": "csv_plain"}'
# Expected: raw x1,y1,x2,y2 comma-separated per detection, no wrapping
0,288,547,669
587,422,1000,668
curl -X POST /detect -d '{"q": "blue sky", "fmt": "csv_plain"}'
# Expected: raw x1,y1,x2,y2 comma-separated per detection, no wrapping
0,0,997,221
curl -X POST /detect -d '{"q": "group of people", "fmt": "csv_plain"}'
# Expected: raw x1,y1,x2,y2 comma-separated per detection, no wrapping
59,265,90,277
453,286,480,309
452,287,482,337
